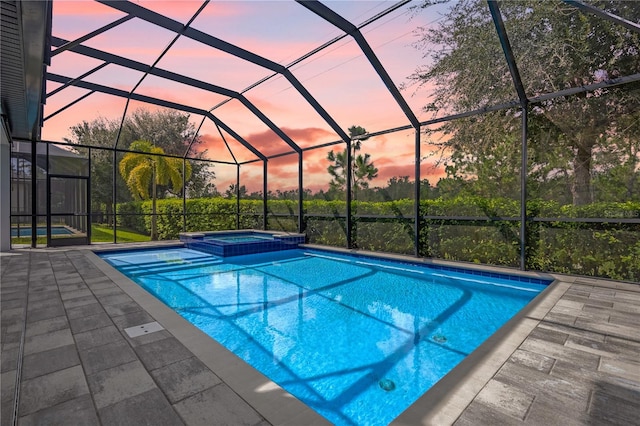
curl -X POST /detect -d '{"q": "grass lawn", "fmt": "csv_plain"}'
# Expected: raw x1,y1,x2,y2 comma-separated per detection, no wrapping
11,224,150,245
10,237,47,245
91,224,150,243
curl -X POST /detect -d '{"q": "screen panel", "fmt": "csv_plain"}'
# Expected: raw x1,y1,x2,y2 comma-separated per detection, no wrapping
243,75,342,150
290,39,409,133
192,1,341,65
154,36,273,93
266,154,300,232
506,0,640,99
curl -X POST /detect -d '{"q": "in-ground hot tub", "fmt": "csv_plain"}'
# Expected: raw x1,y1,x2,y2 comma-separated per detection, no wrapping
179,230,306,257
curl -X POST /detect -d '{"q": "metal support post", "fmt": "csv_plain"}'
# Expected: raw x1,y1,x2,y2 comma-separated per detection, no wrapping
414,127,421,257
112,150,117,243
236,165,240,230
182,159,187,232
520,106,528,270
346,140,352,249
298,151,304,233
263,160,268,230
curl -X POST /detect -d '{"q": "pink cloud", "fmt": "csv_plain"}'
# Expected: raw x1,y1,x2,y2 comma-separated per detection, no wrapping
283,127,335,143
197,133,225,156
197,133,255,163
244,132,293,157
134,84,226,111
209,126,338,158
304,151,333,175
53,1,122,17
421,162,446,183
241,96,284,115
266,155,299,183
375,164,415,184
53,0,242,19
42,92,130,141
139,1,241,22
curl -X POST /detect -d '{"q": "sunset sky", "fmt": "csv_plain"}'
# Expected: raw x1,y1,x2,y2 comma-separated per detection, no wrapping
43,0,451,193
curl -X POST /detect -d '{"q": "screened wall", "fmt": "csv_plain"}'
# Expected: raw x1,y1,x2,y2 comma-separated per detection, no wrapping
10,0,640,282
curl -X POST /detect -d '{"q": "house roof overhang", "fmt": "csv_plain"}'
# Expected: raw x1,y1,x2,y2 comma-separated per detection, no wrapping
1,0,51,142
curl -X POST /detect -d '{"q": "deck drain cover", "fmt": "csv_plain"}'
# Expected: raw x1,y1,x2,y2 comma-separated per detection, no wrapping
124,321,164,338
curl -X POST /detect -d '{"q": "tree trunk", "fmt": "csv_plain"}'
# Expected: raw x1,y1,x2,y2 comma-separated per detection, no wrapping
572,142,594,206
151,167,158,241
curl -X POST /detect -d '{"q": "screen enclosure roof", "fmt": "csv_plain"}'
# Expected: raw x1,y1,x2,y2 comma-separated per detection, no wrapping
2,0,639,166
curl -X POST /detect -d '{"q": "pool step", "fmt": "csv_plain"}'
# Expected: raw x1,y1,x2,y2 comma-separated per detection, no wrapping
121,257,224,277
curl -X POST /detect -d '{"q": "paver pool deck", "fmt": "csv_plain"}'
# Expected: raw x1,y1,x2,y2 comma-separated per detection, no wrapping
1,244,639,425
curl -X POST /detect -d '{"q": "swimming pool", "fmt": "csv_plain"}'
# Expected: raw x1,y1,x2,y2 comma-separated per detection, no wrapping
99,247,550,425
11,226,73,237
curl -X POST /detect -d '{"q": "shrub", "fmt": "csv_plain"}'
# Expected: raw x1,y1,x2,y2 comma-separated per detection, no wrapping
114,197,640,282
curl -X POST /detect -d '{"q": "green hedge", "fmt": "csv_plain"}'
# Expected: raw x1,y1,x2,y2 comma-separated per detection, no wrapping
115,197,640,282
117,198,264,237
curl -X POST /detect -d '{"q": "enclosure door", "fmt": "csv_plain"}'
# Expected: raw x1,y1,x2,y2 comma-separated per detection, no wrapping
48,175,90,246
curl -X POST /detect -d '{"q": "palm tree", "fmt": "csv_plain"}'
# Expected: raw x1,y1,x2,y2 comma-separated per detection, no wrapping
327,125,378,199
119,140,191,240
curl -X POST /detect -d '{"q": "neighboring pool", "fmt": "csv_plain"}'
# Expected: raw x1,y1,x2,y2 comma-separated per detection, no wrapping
11,226,73,237
99,247,550,425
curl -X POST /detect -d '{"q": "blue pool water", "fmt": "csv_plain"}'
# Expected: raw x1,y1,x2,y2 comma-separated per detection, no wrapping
11,226,73,237
205,234,274,243
100,248,550,425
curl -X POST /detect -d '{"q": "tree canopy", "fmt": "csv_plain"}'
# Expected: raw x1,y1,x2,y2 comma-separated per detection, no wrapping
65,108,217,218
410,0,640,205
